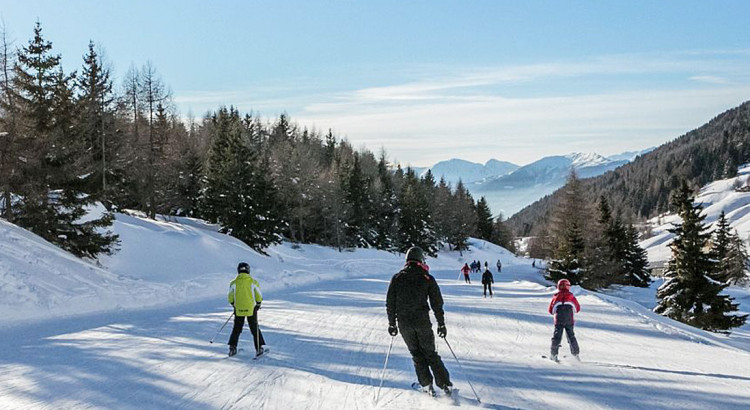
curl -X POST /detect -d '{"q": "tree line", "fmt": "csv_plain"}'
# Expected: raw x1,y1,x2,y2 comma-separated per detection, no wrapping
0,22,515,259
539,171,747,332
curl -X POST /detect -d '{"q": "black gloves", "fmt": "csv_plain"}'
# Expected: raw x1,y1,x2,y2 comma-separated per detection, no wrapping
256,302,261,310
437,324,447,338
388,324,398,337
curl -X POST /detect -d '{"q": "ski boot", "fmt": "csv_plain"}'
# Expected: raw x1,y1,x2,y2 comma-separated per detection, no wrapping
255,346,266,357
442,385,454,397
228,346,237,357
550,354,559,362
422,384,436,397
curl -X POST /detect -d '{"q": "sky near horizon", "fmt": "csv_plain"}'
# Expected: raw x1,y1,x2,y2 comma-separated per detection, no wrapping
3,1,750,167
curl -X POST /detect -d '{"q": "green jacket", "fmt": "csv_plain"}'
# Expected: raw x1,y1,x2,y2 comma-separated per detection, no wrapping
228,272,263,317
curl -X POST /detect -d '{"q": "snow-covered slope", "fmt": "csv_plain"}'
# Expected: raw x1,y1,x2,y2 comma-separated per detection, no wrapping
641,164,750,267
2,214,750,409
2,235,750,409
0,211,407,325
0,217,173,322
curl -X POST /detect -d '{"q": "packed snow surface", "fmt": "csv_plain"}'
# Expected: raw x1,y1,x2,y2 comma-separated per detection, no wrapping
2,215,750,409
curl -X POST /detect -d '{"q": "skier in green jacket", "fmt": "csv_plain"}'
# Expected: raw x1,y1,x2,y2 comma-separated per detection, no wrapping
228,262,266,357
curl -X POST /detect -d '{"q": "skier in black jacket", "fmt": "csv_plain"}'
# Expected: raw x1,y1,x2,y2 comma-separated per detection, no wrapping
481,267,494,298
386,246,453,397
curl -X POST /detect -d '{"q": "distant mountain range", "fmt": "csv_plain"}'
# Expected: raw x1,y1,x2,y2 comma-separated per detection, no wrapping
420,149,654,217
507,100,750,237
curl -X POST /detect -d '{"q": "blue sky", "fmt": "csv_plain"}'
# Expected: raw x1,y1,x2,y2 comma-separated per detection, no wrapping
3,1,750,166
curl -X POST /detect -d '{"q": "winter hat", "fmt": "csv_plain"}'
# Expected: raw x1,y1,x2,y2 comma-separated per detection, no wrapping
557,278,571,291
405,246,426,263
237,262,250,274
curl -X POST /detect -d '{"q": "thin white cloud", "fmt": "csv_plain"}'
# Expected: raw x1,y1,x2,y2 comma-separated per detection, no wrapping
690,75,730,84
171,49,750,166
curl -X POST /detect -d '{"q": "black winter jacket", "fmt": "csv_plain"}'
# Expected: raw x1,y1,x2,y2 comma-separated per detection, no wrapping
482,269,494,284
386,262,445,327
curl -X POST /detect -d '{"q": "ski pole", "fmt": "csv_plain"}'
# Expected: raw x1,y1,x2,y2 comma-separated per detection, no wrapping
443,337,482,403
209,312,235,344
374,336,395,404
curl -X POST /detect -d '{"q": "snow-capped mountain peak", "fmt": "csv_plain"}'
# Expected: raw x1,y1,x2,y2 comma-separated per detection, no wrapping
566,152,612,167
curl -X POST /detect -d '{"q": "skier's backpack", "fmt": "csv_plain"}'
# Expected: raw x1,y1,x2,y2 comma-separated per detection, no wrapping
556,303,575,325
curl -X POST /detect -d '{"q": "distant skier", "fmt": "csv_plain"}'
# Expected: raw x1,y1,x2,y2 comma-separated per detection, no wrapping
461,263,471,284
548,279,581,362
227,262,266,357
481,267,494,298
386,246,454,397
532,260,536,268
496,259,502,273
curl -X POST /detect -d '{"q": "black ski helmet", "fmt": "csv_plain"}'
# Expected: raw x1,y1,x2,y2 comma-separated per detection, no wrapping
405,246,425,263
237,262,250,273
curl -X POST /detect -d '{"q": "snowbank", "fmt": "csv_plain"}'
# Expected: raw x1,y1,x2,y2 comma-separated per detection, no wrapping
0,212,528,327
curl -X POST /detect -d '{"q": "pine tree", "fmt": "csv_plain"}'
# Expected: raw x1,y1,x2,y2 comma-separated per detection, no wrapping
12,22,117,258
200,107,281,252
343,154,374,247
654,181,746,332
0,23,23,221
711,211,732,277
429,177,452,246
712,211,750,285
582,196,620,289
447,180,476,255
397,168,437,256
622,224,651,287
372,152,397,250
475,196,494,240
76,41,117,201
724,230,749,285
490,213,516,253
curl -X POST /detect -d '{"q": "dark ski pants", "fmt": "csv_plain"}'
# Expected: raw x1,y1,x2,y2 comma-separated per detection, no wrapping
228,311,265,352
464,274,471,284
483,283,493,297
398,323,451,389
550,324,579,356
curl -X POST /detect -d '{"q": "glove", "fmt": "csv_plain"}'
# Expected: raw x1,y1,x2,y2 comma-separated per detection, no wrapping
388,324,398,337
437,324,447,338
256,302,261,310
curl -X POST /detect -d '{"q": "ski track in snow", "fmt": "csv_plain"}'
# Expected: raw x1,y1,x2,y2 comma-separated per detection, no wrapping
2,261,750,409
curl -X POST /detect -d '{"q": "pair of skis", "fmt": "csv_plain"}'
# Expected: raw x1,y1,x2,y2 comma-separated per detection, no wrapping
542,354,580,363
411,382,460,405
227,347,269,360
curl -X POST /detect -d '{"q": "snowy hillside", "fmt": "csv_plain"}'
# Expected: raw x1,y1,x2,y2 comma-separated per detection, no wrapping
2,216,750,408
641,164,750,266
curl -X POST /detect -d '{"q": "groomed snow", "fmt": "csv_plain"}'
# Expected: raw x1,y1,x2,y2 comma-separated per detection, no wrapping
2,216,750,409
